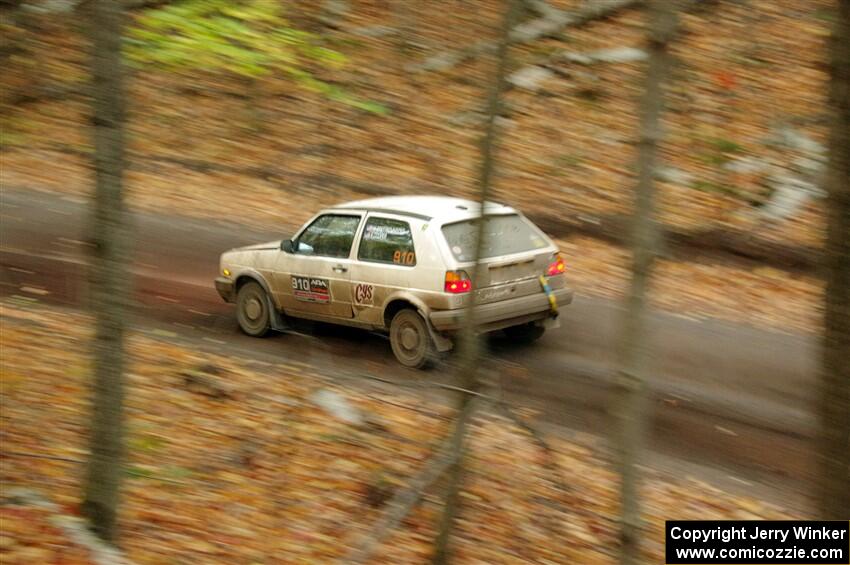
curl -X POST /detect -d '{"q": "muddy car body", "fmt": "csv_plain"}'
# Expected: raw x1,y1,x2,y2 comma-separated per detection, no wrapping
215,196,573,367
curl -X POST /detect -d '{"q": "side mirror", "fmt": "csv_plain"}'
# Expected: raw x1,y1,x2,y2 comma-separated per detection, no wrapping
281,239,294,253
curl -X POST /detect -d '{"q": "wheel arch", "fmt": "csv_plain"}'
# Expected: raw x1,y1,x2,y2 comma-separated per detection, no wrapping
382,291,452,353
235,270,273,299
234,270,286,331
382,291,431,329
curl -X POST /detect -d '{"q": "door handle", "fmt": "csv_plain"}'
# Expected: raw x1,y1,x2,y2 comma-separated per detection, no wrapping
333,264,348,273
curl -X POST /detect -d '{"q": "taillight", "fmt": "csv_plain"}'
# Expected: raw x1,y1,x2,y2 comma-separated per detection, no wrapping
444,270,472,293
546,254,566,276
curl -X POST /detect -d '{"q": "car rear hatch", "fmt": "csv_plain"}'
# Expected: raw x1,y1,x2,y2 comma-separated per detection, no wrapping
441,214,554,305
474,252,553,304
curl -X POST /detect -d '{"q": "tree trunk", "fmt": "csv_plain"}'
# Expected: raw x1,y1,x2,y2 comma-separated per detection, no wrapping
81,0,130,544
430,1,518,563
616,1,679,563
818,0,850,520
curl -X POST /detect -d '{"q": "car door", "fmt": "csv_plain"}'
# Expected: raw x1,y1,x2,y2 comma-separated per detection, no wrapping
349,214,418,325
273,213,361,319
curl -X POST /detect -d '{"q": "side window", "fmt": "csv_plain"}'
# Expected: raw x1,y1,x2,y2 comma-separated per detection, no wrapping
358,217,416,266
296,214,361,258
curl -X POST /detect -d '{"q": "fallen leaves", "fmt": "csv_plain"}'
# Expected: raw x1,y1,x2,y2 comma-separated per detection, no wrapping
0,301,803,564
557,235,823,334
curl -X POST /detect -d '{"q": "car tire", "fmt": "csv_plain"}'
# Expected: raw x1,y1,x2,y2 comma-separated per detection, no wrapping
503,322,545,344
389,309,436,369
236,281,271,337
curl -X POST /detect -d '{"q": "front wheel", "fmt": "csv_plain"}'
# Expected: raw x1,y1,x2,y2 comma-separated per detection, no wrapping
236,281,271,337
503,321,545,344
389,309,436,369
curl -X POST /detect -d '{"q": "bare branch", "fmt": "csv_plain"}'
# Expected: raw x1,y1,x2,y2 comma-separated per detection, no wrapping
341,426,464,565
491,403,570,495
335,372,575,549
522,0,564,19
486,401,571,542
361,392,453,421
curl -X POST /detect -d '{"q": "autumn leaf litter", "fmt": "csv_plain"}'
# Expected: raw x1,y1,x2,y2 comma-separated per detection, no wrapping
0,302,795,564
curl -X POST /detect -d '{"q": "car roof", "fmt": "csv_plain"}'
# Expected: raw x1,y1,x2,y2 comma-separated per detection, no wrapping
332,195,516,222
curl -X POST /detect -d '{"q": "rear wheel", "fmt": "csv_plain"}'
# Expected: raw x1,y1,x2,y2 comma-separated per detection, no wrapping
236,281,271,337
503,321,545,344
389,309,435,369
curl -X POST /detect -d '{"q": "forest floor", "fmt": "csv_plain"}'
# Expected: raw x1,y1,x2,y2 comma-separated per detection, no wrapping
0,302,798,565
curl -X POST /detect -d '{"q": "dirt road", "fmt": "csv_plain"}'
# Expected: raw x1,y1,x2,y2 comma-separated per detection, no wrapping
0,189,818,513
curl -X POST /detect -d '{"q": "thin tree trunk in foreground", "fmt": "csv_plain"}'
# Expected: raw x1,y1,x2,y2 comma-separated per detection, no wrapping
616,1,679,563
430,1,518,563
81,0,131,543
818,0,850,520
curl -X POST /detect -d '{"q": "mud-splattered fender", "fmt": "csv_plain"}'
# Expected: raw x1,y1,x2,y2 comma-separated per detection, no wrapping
381,290,453,352
233,268,287,331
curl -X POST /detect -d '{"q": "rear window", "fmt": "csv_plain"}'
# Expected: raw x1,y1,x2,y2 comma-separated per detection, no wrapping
441,214,548,262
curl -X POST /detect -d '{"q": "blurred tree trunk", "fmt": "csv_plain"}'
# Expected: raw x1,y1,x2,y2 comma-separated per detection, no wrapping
81,0,130,543
818,0,850,520
616,1,679,563
430,1,517,563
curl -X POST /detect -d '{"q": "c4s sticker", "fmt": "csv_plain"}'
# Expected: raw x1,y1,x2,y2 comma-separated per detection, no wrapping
354,283,374,305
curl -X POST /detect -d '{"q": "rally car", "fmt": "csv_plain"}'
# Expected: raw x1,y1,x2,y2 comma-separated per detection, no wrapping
215,196,573,368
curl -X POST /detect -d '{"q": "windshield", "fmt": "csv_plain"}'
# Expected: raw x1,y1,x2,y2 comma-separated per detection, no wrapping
441,214,549,262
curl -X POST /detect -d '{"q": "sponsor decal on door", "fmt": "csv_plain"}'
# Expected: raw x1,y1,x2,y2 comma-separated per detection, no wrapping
354,283,374,305
291,276,330,303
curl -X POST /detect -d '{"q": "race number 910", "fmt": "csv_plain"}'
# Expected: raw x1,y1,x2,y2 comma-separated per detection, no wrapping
393,250,415,265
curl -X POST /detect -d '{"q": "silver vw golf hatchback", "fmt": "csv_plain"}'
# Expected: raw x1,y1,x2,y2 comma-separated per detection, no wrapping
215,196,573,367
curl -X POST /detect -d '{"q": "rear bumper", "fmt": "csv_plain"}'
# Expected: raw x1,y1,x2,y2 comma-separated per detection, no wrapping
215,277,235,303
429,287,573,332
